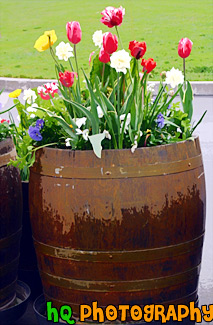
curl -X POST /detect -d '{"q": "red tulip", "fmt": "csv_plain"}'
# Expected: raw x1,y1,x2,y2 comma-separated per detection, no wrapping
103,32,118,54
178,38,193,58
141,58,156,73
99,47,110,63
100,6,125,28
59,71,75,87
66,21,82,44
129,40,146,59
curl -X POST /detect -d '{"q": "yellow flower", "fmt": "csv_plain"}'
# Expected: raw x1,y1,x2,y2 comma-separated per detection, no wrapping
9,89,22,98
146,129,151,134
34,30,57,52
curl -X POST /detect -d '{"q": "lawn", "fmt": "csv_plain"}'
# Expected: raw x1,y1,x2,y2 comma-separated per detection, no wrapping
0,0,212,81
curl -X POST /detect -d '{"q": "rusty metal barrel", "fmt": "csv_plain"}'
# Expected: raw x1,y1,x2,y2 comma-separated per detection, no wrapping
0,138,22,308
29,136,206,318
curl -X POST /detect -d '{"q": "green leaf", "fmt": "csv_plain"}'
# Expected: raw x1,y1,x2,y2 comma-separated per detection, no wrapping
191,110,207,134
179,81,193,121
63,98,99,135
36,106,78,140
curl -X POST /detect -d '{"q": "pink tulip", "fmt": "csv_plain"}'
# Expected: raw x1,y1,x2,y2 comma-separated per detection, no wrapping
89,51,95,66
66,21,82,44
103,32,118,55
178,38,193,58
99,47,110,63
100,6,125,28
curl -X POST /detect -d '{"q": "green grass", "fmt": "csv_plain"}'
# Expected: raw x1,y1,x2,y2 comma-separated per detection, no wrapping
0,0,213,80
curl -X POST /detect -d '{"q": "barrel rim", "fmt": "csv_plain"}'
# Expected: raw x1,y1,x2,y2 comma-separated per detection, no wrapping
35,135,200,155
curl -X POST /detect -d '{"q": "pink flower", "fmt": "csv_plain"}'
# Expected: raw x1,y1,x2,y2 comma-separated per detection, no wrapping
0,119,9,124
99,47,110,63
66,21,82,44
129,40,146,59
141,58,157,73
89,51,95,66
100,6,125,28
37,82,58,100
178,38,193,58
103,32,118,54
59,71,75,87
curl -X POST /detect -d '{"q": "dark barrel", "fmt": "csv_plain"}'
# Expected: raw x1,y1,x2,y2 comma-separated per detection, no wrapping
18,181,42,298
0,138,22,308
29,137,206,319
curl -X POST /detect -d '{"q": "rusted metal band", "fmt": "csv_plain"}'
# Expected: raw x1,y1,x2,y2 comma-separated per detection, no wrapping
34,233,204,263
40,265,200,292
0,147,16,167
0,256,20,277
0,228,22,249
31,154,203,179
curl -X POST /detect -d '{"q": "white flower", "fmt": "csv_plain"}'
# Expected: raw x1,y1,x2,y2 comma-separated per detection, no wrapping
56,42,74,61
76,128,89,141
97,105,104,118
147,82,155,94
103,130,111,140
23,89,37,104
92,30,103,48
110,50,131,74
30,114,36,118
74,117,87,129
166,67,184,88
120,113,131,133
82,129,89,141
131,140,138,154
17,115,20,122
26,103,38,113
65,138,72,147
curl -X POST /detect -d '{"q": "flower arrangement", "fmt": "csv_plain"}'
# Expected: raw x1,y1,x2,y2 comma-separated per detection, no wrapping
4,5,206,176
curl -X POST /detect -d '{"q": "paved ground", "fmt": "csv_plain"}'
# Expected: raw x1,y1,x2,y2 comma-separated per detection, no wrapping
0,93,212,324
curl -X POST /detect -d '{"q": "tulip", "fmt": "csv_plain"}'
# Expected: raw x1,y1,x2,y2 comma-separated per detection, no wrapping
66,21,82,44
129,40,146,59
141,58,156,73
59,71,75,87
100,6,125,28
103,32,118,54
99,47,110,63
178,38,193,59
34,30,57,52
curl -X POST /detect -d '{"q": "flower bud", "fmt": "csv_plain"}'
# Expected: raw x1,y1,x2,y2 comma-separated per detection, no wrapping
178,38,193,58
66,21,82,44
99,47,110,63
103,32,118,55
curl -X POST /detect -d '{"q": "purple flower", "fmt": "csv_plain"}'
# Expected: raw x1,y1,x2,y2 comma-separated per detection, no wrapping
36,119,44,129
157,113,165,129
28,126,42,141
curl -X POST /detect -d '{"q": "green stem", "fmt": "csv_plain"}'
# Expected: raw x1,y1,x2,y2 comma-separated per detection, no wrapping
117,72,120,113
115,26,123,49
74,44,81,103
102,63,105,88
49,45,59,67
69,88,76,119
183,58,186,81
68,57,74,72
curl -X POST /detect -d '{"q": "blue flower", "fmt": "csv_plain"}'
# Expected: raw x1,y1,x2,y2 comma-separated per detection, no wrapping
157,113,165,129
29,126,42,141
36,119,44,129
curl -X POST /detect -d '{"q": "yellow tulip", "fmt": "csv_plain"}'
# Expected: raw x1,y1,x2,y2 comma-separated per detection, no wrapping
146,129,151,134
34,30,57,52
9,89,22,98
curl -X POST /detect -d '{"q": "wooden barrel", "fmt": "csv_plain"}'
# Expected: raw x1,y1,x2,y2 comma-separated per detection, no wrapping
0,138,22,309
29,137,206,320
